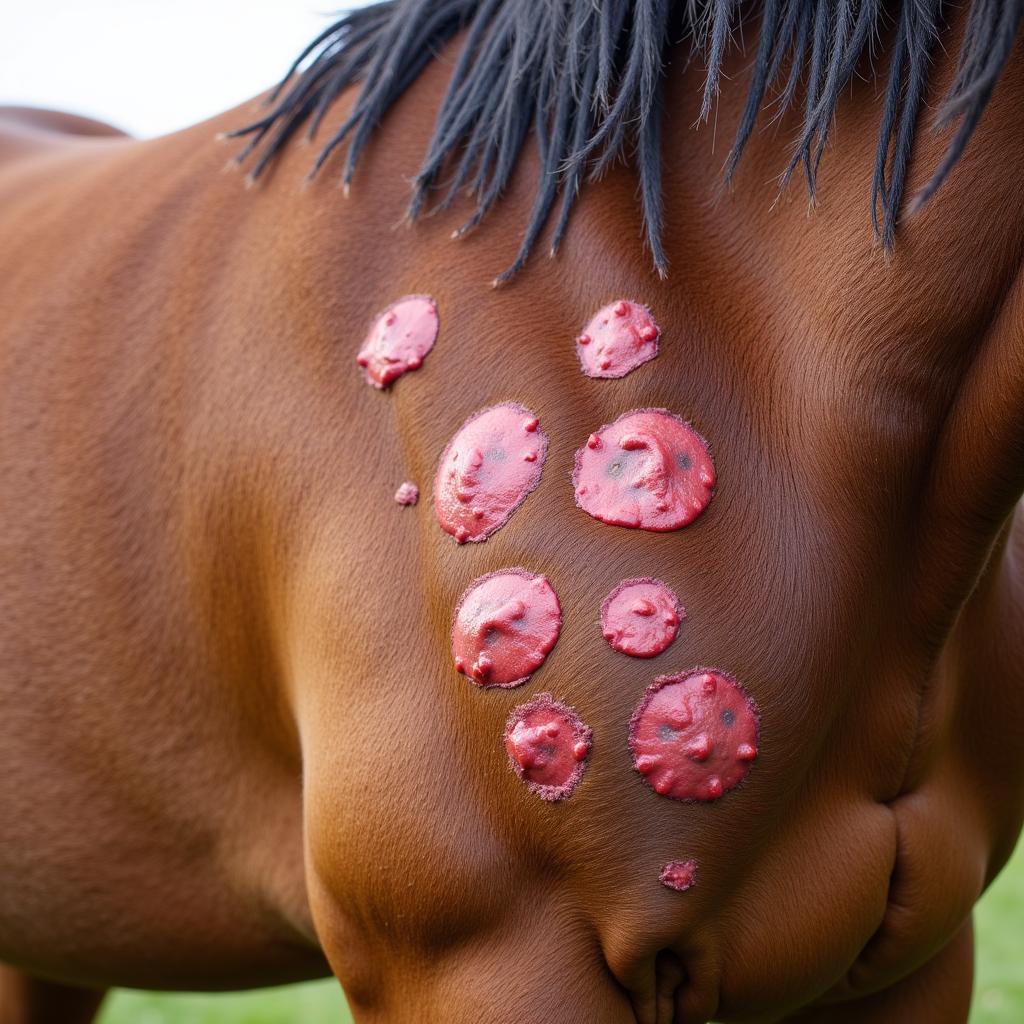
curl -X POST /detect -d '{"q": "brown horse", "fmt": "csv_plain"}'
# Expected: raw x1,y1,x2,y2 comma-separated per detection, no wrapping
2,1,1023,1021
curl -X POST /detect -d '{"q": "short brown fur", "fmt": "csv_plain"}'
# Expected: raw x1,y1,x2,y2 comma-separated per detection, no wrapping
1,13,1023,1024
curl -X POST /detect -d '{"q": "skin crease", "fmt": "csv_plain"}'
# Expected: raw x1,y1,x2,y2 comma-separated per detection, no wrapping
1,12,1024,1024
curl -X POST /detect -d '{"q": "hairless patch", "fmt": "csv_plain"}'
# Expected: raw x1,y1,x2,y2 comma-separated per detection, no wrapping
434,403,548,543
504,694,592,801
394,481,419,506
452,569,561,687
630,668,759,802
357,295,438,389
601,578,683,657
660,860,699,892
576,300,660,379
573,409,715,531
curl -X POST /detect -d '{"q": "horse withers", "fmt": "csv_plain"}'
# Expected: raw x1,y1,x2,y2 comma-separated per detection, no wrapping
2,1,1024,1022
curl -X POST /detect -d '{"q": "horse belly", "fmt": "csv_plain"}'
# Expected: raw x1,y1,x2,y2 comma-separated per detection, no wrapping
0,711,325,989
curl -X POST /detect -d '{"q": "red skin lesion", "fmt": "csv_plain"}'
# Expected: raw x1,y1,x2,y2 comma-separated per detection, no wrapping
576,299,661,379
660,859,699,892
630,668,760,802
451,569,562,688
601,577,685,657
356,295,438,389
393,481,419,505
573,408,716,532
434,403,548,543
504,694,592,801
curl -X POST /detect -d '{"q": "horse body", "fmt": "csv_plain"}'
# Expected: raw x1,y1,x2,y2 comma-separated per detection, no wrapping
0,109,327,994
2,11,1024,1023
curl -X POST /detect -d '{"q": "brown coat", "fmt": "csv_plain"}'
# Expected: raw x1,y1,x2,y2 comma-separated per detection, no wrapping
1,19,1023,1024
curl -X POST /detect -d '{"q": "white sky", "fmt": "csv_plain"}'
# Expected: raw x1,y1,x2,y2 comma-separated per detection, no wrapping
0,2,372,138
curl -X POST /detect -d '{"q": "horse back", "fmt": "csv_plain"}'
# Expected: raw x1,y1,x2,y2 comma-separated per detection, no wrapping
0,105,127,164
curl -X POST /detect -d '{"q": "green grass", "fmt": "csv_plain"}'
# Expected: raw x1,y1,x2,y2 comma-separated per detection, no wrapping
99,980,350,1024
99,841,1024,1023
973,838,1024,1024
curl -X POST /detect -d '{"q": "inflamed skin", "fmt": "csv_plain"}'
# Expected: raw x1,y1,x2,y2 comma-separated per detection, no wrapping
434,403,547,543
357,295,438,388
573,409,715,531
630,669,760,802
576,299,660,379
504,694,592,801
452,569,561,688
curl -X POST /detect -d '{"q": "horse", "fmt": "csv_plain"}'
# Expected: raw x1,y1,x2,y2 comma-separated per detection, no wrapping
2,1,1023,1021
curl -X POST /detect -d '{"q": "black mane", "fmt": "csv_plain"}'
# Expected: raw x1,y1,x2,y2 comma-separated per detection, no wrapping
229,0,1024,282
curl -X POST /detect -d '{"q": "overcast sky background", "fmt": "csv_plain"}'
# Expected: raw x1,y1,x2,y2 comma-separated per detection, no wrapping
0,2,372,138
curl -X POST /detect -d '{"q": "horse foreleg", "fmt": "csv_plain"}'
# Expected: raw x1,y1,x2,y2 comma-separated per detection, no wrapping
782,919,974,1024
0,964,106,1024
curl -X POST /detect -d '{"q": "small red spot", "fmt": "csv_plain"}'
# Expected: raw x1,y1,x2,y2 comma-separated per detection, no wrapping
356,295,438,389
576,300,660,379
600,578,684,658
685,734,712,761
630,668,760,802
393,481,419,506
434,403,548,543
505,694,592,801
660,859,698,892
451,569,561,688
573,409,716,532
